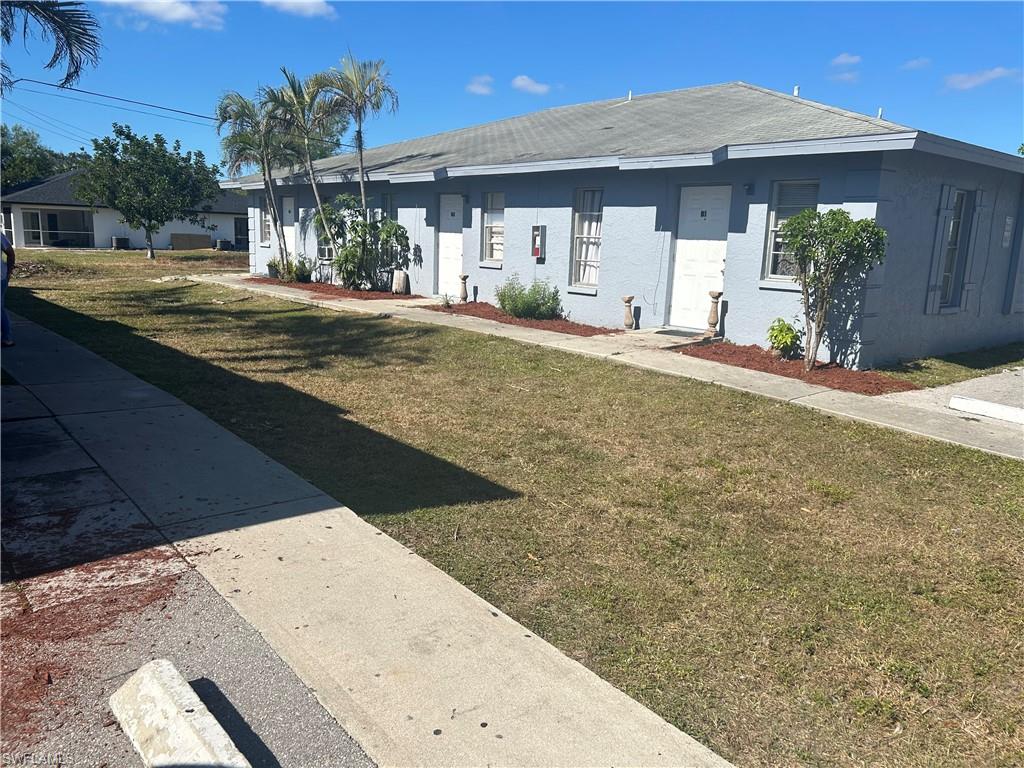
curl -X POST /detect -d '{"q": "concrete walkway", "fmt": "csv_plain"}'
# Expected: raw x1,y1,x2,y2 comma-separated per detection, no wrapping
882,367,1024,425
2,317,730,768
194,274,1024,460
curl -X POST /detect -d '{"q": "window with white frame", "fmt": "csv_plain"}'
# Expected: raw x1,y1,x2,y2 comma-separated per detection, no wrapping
571,188,603,287
939,189,973,307
259,196,271,244
482,192,504,262
764,180,819,278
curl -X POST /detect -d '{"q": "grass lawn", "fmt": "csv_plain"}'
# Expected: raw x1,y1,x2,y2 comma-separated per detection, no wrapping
6,251,1023,767
879,342,1024,388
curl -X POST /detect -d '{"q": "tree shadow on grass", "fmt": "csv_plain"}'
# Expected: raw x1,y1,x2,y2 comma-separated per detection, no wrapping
3,288,517,580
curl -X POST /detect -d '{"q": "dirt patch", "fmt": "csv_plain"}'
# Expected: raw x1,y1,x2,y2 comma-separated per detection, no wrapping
429,301,621,338
249,277,422,301
676,342,921,395
12,260,94,279
1,548,182,746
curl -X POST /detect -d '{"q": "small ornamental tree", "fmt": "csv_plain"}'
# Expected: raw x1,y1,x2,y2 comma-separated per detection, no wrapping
779,208,887,371
75,124,221,259
313,194,413,290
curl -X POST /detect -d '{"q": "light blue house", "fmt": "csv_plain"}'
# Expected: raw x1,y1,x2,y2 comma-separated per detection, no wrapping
222,82,1024,368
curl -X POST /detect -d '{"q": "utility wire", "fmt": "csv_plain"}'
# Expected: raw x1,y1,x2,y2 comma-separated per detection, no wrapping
13,86,220,128
11,78,217,121
8,79,358,150
4,98,99,143
2,104,90,145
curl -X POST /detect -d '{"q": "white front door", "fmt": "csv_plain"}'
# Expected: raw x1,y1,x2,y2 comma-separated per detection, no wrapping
281,196,296,256
437,194,464,296
669,185,732,329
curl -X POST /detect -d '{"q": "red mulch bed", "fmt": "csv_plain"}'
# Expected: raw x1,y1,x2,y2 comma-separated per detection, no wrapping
677,342,920,396
428,301,621,338
249,277,422,301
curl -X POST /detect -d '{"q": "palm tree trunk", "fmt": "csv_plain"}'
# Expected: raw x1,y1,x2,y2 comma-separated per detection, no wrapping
261,160,289,268
303,138,340,258
355,119,369,221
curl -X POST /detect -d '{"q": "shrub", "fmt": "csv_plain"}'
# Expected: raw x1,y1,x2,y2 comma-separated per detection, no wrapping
294,257,313,283
314,194,415,291
495,275,563,320
767,317,801,357
268,256,296,282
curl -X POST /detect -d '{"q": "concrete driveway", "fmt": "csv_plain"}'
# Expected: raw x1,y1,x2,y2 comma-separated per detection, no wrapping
881,368,1024,425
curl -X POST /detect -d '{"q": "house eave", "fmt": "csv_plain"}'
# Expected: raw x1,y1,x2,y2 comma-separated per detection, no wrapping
223,129,1022,192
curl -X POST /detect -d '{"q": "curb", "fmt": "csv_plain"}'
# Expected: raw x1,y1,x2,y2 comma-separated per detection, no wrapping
110,659,251,768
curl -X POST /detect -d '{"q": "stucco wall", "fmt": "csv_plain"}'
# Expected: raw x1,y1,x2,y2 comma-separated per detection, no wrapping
871,151,1024,366
246,149,1021,368
7,204,242,250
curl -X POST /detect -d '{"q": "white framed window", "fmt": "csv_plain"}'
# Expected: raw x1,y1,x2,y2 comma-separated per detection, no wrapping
939,189,973,307
482,192,504,262
764,180,819,278
259,196,271,244
570,188,603,287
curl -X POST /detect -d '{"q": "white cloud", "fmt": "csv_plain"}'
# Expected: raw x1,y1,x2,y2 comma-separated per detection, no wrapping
945,66,1017,90
831,52,862,67
901,57,931,71
98,1,227,30
466,75,494,96
829,71,860,84
511,75,550,95
260,0,336,18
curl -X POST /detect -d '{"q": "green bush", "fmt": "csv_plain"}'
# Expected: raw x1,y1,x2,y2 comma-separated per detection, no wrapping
767,317,801,357
495,275,563,320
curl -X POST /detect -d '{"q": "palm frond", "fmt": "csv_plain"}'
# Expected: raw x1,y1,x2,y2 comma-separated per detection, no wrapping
1,1,100,90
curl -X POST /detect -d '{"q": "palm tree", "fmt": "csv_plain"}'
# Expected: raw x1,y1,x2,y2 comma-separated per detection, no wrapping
264,67,347,257
323,54,398,219
1,1,100,91
216,91,299,269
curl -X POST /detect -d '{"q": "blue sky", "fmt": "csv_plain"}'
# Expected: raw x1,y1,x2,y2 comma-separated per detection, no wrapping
2,1,1022,172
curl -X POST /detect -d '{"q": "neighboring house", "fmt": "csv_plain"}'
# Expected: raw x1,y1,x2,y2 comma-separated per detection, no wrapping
222,81,1024,368
1,169,250,251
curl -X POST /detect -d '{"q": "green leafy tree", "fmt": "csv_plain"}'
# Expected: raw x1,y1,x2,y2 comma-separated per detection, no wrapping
779,208,887,370
74,123,221,259
322,54,398,218
216,90,300,269
1,123,88,191
264,67,348,258
1,1,100,91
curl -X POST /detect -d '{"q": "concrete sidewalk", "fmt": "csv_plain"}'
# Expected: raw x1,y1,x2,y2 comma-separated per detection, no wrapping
194,273,1024,460
2,317,730,768
1,318,373,768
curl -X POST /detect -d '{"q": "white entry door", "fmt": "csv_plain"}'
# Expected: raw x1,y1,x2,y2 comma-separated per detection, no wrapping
281,196,296,257
669,185,732,328
437,194,464,296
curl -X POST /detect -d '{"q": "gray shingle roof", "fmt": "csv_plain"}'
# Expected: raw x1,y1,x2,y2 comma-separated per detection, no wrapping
233,81,913,185
3,169,250,214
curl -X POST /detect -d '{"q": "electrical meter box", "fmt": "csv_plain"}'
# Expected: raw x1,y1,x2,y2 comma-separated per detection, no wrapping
531,225,546,263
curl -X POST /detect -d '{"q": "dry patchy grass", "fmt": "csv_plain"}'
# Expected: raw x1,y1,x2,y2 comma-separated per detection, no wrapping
6,261,1023,767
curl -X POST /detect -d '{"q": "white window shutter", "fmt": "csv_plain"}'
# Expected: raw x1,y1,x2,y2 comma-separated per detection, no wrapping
926,184,955,314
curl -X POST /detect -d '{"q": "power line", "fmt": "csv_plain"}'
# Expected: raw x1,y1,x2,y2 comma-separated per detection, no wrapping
12,78,217,121
13,86,218,128
4,98,99,143
2,104,90,145
8,79,358,150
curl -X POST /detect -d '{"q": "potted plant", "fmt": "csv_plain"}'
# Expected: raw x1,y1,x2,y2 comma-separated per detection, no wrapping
267,257,281,279
767,317,800,359
295,256,313,283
